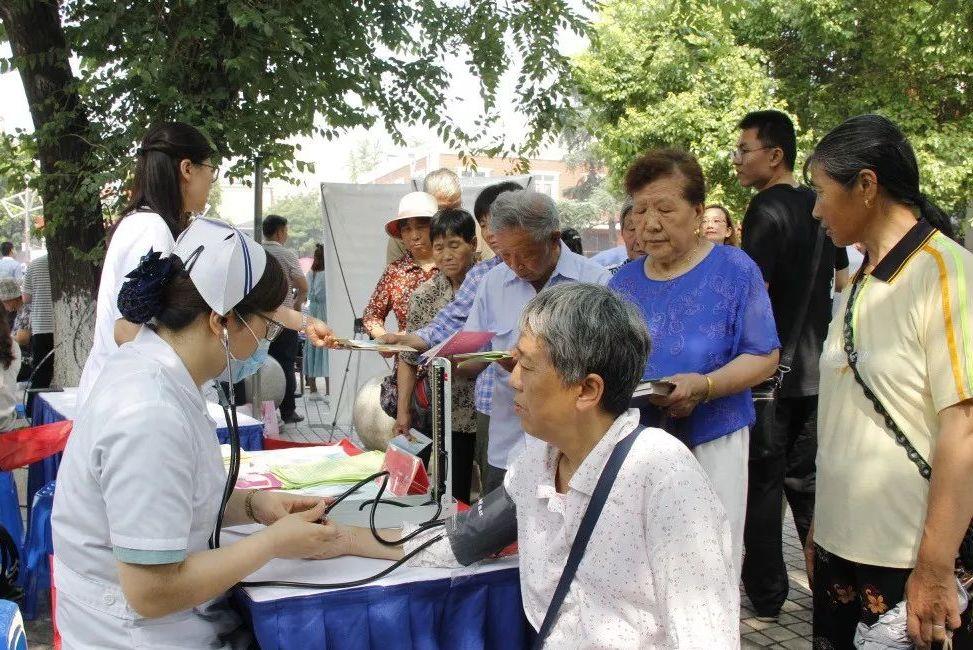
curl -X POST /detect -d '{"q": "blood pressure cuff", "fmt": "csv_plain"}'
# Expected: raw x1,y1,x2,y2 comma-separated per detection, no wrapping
444,485,518,566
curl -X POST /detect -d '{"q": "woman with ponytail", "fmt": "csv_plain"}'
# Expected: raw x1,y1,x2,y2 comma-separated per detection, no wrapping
804,114,973,648
78,122,217,405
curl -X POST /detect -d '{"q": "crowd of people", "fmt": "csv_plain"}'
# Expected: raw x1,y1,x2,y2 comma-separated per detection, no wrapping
5,107,965,649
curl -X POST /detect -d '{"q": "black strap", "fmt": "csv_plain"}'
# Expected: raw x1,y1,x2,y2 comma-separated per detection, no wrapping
843,278,973,558
780,222,827,373
532,425,646,649
843,279,931,477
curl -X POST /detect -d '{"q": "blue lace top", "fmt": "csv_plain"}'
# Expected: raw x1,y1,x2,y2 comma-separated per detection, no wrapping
609,245,780,447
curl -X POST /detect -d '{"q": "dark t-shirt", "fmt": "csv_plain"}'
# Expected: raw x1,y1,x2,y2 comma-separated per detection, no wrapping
742,184,849,397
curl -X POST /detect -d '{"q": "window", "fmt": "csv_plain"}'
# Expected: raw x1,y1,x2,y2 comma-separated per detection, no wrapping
532,172,559,198
457,167,492,178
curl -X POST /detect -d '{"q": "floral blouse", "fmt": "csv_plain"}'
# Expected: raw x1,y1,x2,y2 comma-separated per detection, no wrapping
362,253,438,336
402,273,477,434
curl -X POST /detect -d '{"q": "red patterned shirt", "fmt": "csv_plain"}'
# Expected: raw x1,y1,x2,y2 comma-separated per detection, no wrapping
363,253,439,336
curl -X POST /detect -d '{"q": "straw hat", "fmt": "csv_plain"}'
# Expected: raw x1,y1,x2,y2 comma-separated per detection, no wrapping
384,192,437,238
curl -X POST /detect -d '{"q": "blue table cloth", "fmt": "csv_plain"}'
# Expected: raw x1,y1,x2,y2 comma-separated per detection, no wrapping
233,567,533,649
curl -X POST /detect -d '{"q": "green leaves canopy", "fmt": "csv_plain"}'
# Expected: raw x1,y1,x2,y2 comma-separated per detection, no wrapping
573,0,973,220
63,0,590,193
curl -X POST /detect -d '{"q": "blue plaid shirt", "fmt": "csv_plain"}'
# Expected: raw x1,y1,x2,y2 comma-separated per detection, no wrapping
416,256,503,415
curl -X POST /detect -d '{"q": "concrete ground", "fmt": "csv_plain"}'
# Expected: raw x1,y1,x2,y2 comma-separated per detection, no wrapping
24,390,815,649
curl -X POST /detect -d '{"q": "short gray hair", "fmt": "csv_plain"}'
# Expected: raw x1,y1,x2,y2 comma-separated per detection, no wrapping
519,283,651,416
489,190,560,241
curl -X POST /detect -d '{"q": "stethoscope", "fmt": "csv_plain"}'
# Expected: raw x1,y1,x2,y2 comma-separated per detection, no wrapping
208,323,445,589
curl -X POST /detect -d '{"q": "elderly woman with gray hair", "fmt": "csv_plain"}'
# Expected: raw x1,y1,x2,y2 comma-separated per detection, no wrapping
609,148,780,578
312,283,739,648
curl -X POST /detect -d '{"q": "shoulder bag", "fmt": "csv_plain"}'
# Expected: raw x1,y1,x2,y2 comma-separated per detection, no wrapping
532,425,646,648
750,223,826,459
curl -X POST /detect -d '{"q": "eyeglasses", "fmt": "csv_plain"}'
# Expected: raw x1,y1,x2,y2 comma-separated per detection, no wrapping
197,162,220,184
234,311,284,342
730,145,773,162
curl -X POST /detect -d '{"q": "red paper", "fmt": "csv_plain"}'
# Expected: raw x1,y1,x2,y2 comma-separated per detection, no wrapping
0,421,72,471
382,445,430,496
422,330,495,361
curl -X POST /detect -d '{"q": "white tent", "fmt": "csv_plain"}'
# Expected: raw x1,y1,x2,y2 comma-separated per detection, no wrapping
321,176,533,428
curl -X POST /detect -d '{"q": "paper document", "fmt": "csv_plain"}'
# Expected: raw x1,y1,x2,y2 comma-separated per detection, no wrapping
388,429,432,456
421,330,495,362
271,450,386,489
334,338,416,353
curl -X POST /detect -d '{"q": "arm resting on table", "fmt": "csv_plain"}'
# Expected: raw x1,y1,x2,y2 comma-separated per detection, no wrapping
334,486,519,567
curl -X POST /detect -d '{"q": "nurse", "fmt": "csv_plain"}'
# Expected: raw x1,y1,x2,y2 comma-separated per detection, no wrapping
52,218,339,649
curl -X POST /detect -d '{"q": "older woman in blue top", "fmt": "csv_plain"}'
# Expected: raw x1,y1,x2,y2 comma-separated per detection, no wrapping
609,148,780,577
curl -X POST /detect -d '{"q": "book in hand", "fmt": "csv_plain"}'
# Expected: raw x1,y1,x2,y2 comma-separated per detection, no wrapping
630,379,676,407
334,338,417,353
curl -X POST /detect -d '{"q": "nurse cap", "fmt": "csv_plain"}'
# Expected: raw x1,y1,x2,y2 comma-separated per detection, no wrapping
173,218,267,316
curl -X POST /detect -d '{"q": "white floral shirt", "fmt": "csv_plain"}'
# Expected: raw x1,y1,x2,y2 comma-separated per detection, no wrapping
407,409,739,649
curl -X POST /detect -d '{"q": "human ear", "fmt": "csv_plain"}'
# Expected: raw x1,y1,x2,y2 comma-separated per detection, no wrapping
179,159,194,183
576,373,605,413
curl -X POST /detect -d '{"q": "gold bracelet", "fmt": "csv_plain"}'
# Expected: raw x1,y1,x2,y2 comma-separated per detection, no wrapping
704,375,714,402
244,490,259,524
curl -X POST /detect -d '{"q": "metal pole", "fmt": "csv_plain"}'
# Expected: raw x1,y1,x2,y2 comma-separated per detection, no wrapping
251,156,263,409
253,156,264,242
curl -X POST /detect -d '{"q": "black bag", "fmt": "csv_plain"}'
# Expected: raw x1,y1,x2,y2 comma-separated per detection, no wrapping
749,224,827,460
379,368,432,434
843,279,973,568
0,525,21,601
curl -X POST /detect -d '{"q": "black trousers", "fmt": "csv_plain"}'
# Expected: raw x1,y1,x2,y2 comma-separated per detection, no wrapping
812,544,972,649
26,332,54,415
742,395,818,616
268,328,299,418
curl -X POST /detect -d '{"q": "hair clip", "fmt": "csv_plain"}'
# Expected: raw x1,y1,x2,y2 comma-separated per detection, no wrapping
117,249,178,324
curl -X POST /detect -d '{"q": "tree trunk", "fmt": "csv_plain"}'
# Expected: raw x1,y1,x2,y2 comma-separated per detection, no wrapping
1,0,103,385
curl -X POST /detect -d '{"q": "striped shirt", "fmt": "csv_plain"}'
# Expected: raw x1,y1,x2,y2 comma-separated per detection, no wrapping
263,241,302,309
816,221,973,567
23,256,53,335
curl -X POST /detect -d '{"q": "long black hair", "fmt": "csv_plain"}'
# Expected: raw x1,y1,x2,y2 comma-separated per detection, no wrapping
805,114,956,240
121,122,215,238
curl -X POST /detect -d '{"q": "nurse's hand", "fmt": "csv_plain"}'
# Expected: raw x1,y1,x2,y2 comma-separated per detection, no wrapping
251,492,334,526
262,502,346,560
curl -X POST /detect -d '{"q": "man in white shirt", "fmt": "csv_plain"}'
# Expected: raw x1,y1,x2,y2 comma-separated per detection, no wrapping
321,283,739,648
0,242,24,281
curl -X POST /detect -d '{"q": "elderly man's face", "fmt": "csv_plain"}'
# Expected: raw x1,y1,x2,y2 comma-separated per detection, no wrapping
2,297,21,312
492,227,560,284
509,331,577,442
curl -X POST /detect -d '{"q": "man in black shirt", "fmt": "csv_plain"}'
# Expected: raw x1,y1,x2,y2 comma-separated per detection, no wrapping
735,110,849,620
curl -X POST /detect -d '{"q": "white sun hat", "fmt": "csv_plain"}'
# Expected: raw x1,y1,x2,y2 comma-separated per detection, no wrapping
173,217,267,315
384,191,438,238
